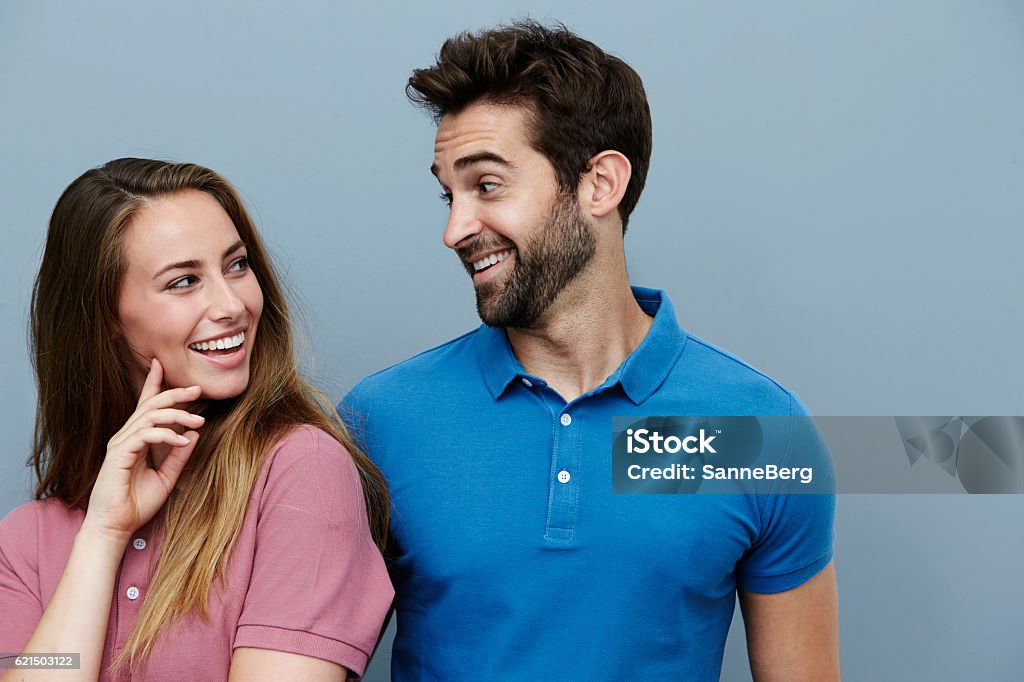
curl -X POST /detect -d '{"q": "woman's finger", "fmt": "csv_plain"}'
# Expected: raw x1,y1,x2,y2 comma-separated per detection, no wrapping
109,427,192,465
107,409,205,448
136,357,165,406
116,386,202,438
134,384,202,414
110,403,203,447
139,408,205,430
155,430,200,488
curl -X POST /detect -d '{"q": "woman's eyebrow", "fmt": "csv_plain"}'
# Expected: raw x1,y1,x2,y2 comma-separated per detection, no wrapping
151,241,245,280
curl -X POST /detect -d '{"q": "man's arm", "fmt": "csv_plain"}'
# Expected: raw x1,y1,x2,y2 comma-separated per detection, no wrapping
738,561,840,682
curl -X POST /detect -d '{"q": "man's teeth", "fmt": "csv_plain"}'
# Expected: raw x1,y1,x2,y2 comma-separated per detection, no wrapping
472,249,512,272
189,331,245,352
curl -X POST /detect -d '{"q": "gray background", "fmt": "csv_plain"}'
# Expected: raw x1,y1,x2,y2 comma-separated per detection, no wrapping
2,1,1022,680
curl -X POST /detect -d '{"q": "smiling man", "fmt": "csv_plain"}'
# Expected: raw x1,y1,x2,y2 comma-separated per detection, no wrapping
341,20,838,681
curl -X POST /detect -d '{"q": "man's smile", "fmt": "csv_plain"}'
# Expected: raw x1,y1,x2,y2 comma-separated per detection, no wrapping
471,248,513,272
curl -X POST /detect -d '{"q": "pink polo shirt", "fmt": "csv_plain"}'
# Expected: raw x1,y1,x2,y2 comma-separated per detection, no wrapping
0,426,394,680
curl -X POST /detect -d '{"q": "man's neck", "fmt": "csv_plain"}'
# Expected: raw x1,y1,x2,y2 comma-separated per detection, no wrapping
506,271,653,404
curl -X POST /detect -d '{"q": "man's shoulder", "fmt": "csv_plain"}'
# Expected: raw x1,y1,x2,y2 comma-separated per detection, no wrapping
341,328,486,415
673,333,805,414
356,327,481,386
682,333,787,386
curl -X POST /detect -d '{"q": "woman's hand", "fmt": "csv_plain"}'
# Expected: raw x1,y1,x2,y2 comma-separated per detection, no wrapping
82,358,204,546
13,360,204,680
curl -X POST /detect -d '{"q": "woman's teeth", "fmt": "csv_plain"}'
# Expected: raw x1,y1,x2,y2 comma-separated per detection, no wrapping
472,249,512,272
189,331,245,352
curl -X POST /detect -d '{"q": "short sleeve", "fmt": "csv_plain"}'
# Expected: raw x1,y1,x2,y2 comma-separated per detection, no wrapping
0,503,44,655
737,393,837,593
233,427,394,676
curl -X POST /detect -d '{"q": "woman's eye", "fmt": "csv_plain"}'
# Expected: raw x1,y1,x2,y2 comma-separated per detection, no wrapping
168,275,197,290
439,192,453,208
228,256,249,272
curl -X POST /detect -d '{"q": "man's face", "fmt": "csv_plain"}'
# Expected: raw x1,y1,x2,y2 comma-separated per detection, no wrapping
432,102,596,328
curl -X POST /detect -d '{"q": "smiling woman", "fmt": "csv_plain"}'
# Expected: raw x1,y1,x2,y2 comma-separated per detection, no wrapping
117,190,264,401
0,159,393,681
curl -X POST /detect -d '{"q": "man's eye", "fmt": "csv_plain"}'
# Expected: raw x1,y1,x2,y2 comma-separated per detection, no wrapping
168,275,197,290
479,182,498,194
439,192,453,208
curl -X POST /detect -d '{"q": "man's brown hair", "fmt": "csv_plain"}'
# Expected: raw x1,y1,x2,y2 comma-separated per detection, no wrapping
407,20,653,232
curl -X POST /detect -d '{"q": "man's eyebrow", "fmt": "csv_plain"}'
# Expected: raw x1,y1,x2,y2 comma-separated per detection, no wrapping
430,152,514,179
152,240,245,280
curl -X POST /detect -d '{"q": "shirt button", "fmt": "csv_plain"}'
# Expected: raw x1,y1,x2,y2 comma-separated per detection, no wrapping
557,470,571,484
560,414,572,426
126,586,140,601
521,378,533,388
132,538,147,550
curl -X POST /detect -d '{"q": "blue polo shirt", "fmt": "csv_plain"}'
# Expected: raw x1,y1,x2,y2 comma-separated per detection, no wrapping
340,287,834,681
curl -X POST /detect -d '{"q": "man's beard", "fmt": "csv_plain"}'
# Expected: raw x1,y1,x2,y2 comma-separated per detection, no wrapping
458,193,597,328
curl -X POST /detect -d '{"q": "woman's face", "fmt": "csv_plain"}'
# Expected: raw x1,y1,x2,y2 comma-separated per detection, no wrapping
117,190,264,399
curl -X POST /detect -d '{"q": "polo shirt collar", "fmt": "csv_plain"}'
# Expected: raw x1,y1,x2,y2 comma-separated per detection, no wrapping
474,286,687,403
475,323,525,399
617,286,687,404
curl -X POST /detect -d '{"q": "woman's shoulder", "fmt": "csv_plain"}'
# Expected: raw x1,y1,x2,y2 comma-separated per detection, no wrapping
0,501,40,548
257,425,362,499
0,499,82,562
267,424,352,465
0,498,82,535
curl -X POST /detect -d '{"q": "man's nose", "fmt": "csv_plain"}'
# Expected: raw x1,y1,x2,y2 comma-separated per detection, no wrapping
443,197,484,249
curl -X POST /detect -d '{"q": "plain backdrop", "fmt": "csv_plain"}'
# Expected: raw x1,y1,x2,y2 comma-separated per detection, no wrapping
2,2,1022,680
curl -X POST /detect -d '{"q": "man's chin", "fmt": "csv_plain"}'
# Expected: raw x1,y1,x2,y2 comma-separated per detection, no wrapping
475,292,511,328
475,296,504,328
475,295,540,329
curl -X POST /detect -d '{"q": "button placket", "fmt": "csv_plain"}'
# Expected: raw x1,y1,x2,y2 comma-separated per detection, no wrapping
556,412,573,484
113,525,159,651
545,405,582,542
118,530,155,611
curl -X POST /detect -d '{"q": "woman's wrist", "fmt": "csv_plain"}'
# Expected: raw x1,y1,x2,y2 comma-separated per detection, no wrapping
77,517,132,555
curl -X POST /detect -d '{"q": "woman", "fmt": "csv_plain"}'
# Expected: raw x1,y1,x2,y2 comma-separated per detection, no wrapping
0,158,393,680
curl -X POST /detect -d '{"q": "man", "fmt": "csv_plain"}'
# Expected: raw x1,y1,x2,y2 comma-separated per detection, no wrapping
341,20,838,681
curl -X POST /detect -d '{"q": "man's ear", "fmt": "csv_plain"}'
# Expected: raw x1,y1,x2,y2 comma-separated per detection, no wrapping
579,150,631,222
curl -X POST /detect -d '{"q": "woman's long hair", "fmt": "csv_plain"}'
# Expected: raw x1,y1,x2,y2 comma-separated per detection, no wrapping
29,158,388,668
